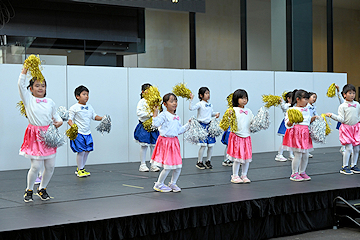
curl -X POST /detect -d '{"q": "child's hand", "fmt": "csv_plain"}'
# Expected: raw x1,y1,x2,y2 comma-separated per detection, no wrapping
215,113,220,118
153,106,159,117
335,85,340,92
311,116,317,123
287,121,293,127
325,113,332,117
229,109,233,114
21,68,28,74
190,93,194,100
53,121,63,128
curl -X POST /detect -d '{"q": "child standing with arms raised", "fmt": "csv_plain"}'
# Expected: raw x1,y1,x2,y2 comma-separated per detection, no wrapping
283,90,316,181
326,84,360,175
68,85,103,177
19,67,63,202
151,93,189,192
134,83,160,172
189,87,219,170
227,89,253,184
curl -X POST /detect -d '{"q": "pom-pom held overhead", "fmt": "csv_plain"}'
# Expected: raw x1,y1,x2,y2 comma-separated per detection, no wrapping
23,54,45,83
219,108,237,132
39,124,66,148
250,106,270,133
208,118,223,138
321,114,332,136
226,93,233,108
262,94,281,108
184,117,208,144
96,115,111,135
16,100,27,118
66,124,78,140
172,83,192,100
142,86,162,114
57,106,69,121
309,117,327,143
287,108,304,123
326,83,336,98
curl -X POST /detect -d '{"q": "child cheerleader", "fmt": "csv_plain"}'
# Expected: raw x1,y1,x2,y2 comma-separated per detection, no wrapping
134,83,160,172
275,91,294,161
189,87,219,170
221,127,233,166
227,89,253,184
19,68,63,202
283,90,316,181
68,85,103,177
326,84,360,175
151,93,189,192
307,92,319,158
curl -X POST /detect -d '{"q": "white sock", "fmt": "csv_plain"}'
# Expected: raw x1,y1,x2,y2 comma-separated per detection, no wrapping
76,152,86,169
224,146,228,161
232,161,241,177
351,145,359,167
82,151,90,169
343,144,352,167
170,168,181,185
157,169,171,185
278,137,284,155
206,146,213,161
241,162,250,176
140,146,148,165
299,152,309,173
27,159,43,190
198,146,206,163
292,152,302,174
39,157,56,190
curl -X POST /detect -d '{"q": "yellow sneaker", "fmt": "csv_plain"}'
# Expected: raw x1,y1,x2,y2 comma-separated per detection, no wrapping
76,169,87,178
82,169,91,176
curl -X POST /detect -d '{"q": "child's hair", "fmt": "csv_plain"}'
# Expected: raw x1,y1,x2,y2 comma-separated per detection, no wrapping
74,85,89,99
285,91,293,103
309,92,317,97
198,87,210,100
27,77,47,97
291,89,310,107
232,89,248,107
140,83,152,98
341,84,356,98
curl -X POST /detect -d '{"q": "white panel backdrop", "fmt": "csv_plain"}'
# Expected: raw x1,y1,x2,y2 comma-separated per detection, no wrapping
0,64,348,171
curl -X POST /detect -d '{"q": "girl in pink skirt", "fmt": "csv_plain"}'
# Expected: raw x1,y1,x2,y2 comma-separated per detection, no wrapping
151,93,189,192
227,89,253,184
326,84,360,175
19,68,63,202
283,90,316,182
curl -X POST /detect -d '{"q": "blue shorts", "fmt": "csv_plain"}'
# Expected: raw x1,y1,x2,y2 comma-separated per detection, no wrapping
70,133,94,153
221,127,231,145
277,119,286,136
134,121,159,144
198,122,216,145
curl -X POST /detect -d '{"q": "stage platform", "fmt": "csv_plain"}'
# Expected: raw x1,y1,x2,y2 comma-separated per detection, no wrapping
1,147,360,240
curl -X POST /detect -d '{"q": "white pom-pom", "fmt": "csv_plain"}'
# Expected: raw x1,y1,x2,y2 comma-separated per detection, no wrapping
96,115,111,135
309,117,326,143
184,117,208,144
57,106,69,121
250,106,270,133
39,124,66,148
208,118,223,138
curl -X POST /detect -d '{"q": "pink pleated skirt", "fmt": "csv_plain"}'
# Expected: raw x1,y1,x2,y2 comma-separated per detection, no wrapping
151,136,182,169
226,132,252,163
19,124,57,159
339,123,360,146
283,125,313,153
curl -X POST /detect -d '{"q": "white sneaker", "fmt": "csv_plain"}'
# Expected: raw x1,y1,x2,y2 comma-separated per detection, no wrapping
308,154,313,158
150,165,160,172
275,154,287,162
139,164,149,172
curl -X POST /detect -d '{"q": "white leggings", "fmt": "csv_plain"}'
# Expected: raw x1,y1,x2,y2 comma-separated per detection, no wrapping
156,168,182,185
76,151,90,170
198,146,214,163
232,161,250,177
140,145,155,165
343,144,360,167
291,152,309,174
27,157,56,190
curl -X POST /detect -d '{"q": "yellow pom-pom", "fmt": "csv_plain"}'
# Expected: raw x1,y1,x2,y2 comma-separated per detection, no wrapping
173,83,192,100
66,124,78,140
142,86,162,114
262,94,281,108
321,114,332,135
16,101,27,118
282,91,288,102
219,108,237,132
287,108,304,123
23,54,45,83
226,93,233,108
326,83,336,98
142,118,153,132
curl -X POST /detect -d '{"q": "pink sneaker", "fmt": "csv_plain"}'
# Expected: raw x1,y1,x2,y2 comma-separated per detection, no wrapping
290,172,304,182
231,175,243,184
299,172,311,180
241,175,251,183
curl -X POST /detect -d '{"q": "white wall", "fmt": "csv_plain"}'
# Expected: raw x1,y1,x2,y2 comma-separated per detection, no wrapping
0,64,347,171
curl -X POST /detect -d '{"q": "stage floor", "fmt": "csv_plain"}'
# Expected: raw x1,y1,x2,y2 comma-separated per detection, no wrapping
1,147,360,235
